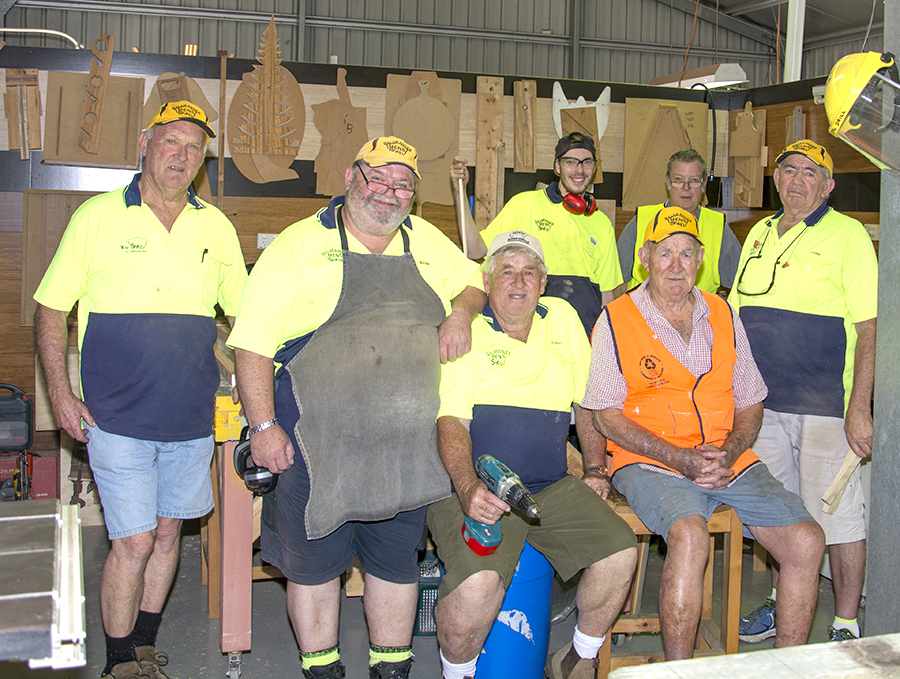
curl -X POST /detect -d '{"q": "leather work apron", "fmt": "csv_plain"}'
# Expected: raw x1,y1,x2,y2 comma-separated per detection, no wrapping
282,219,451,539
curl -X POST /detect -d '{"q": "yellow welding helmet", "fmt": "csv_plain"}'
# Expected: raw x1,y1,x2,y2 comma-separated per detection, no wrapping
825,51,900,174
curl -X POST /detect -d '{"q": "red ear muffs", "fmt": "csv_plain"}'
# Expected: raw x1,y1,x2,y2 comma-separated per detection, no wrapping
562,192,597,216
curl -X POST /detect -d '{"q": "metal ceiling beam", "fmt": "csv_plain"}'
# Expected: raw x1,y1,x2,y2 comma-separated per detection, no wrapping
656,0,777,45
1,0,17,19
727,0,784,18
803,24,884,50
8,0,773,62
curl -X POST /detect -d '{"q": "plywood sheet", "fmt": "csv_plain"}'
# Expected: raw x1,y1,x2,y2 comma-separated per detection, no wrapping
21,190,97,326
385,71,461,208
43,71,143,169
622,98,708,211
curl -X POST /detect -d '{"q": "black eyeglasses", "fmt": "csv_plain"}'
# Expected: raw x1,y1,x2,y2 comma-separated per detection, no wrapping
558,157,597,170
357,164,415,199
669,177,705,189
734,224,810,297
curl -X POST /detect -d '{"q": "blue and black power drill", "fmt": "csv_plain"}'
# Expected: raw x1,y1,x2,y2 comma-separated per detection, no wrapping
462,455,541,556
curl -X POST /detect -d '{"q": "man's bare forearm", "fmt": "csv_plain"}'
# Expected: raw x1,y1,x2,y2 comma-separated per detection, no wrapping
594,408,700,478
436,416,479,496
34,304,75,401
719,402,763,466
233,348,276,427
575,404,606,470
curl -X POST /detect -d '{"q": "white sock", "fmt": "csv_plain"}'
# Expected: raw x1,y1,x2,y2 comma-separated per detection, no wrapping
572,625,606,659
439,649,478,679
770,587,777,601
833,616,860,636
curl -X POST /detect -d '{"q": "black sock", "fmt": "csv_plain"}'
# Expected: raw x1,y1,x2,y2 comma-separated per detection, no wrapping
131,610,162,648
103,632,136,675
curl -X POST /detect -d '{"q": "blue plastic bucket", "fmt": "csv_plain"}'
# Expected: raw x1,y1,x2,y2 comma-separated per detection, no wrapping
476,542,554,678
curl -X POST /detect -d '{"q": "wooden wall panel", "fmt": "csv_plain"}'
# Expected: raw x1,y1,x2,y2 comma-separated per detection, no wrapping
0,191,23,233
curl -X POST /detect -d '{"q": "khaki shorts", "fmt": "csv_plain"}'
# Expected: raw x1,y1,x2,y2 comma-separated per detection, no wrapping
753,409,866,545
426,475,636,599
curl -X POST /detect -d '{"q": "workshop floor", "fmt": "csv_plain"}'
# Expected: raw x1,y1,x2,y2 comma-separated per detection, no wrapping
4,523,856,679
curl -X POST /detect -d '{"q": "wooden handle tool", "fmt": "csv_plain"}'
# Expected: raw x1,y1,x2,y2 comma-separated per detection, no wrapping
456,176,468,259
821,449,861,515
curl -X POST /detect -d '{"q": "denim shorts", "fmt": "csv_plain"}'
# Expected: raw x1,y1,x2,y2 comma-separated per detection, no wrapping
86,424,215,539
612,461,813,541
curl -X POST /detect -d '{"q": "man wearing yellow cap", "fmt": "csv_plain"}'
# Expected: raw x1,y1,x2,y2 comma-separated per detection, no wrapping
34,101,246,678
730,140,878,644
228,137,485,679
583,206,825,660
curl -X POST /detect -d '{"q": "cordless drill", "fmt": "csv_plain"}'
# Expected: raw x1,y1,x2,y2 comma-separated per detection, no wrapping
462,455,541,556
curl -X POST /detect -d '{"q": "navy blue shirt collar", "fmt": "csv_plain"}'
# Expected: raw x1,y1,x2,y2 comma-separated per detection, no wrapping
123,173,204,209
319,194,414,231
481,301,549,333
544,181,563,204
770,200,830,228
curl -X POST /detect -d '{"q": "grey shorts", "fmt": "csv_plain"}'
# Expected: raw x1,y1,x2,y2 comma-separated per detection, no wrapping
612,461,814,541
426,475,636,599
752,409,866,545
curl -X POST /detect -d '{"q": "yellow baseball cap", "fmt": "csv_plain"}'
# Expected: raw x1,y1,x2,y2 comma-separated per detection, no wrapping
775,139,834,176
147,100,215,139
355,136,420,178
643,207,703,245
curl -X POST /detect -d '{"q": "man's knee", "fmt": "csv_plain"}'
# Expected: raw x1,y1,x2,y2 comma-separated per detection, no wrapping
665,515,711,562
110,530,157,565
588,545,638,580
780,521,826,567
445,569,504,604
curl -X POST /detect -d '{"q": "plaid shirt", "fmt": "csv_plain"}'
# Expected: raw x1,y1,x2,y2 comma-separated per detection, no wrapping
582,283,767,411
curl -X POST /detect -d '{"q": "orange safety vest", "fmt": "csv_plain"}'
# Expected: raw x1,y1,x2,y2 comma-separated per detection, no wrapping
605,291,759,477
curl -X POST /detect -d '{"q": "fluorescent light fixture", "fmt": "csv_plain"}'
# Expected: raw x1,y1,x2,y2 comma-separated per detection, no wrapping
649,63,748,89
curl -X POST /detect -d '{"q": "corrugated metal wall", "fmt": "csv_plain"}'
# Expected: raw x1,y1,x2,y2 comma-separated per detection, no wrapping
0,0,873,87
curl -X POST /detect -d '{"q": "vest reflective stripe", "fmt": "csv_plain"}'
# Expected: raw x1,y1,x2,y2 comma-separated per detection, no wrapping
605,291,759,476
630,204,726,293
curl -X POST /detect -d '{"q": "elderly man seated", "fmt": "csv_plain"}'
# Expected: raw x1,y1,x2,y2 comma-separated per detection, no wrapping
426,231,637,679
582,207,825,660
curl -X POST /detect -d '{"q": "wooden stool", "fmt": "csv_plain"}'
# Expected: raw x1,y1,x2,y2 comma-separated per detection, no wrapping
596,497,743,677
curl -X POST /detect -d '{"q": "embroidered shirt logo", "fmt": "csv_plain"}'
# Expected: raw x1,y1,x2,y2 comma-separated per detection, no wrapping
323,248,343,262
120,238,149,253
487,349,511,366
535,218,553,232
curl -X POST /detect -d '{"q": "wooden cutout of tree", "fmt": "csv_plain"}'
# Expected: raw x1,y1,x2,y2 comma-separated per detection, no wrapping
228,16,305,183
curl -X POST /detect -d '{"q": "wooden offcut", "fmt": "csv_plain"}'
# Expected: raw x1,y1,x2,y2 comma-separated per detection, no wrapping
228,17,304,183
312,68,369,197
43,70,143,169
4,68,41,159
21,190,97,326
78,35,115,155
385,71,461,208
623,102,696,211
730,103,767,208
513,80,536,173
822,450,861,515
475,76,504,228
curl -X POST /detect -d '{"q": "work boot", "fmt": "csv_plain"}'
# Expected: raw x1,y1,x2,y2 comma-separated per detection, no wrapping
369,657,413,678
302,660,346,678
107,661,151,678
135,646,171,679
546,642,598,679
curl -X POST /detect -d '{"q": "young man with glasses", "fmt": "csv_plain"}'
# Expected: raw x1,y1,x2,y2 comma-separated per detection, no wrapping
450,132,621,336
729,140,877,645
228,136,486,679
617,149,741,294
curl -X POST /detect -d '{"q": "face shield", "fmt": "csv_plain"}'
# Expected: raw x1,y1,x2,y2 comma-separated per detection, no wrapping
826,52,900,175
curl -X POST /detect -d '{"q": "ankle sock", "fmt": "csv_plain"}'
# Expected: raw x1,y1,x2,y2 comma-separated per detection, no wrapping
369,644,412,666
439,649,477,679
131,610,162,648
770,588,777,601
833,616,860,636
103,632,136,675
300,646,340,671
572,625,606,659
